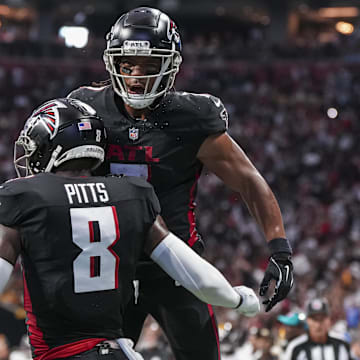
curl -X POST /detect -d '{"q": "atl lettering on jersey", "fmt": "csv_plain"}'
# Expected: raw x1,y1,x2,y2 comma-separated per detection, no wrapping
106,145,159,163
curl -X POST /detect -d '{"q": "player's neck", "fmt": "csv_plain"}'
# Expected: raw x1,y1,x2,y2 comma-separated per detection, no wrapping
124,103,149,120
53,169,92,177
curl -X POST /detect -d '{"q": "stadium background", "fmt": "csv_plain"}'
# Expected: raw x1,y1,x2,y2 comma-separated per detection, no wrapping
0,0,360,359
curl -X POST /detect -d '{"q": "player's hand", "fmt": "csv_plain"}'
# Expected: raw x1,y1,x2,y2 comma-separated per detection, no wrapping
259,253,293,312
234,286,260,317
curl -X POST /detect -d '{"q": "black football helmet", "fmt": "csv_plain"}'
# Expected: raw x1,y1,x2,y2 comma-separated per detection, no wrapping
14,98,106,176
103,7,182,109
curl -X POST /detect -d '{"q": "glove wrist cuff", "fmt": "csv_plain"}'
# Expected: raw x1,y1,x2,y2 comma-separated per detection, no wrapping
268,237,292,255
235,295,243,309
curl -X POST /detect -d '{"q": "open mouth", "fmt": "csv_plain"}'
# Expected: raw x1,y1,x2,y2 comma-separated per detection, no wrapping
128,85,145,95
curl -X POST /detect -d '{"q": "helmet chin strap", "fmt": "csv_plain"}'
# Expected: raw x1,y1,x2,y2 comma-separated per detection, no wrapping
122,94,155,109
44,145,63,173
111,77,156,109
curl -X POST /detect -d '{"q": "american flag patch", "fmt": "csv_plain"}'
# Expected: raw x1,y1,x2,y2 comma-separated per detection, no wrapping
78,121,92,131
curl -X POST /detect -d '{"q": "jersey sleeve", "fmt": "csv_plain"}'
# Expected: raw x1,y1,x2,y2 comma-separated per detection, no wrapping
0,182,22,226
196,94,228,136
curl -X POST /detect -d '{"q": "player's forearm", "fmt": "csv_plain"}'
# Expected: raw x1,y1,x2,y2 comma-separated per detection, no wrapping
150,233,241,308
198,134,285,241
239,171,286,242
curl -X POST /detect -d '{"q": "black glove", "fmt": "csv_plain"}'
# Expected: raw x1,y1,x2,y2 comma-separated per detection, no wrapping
260,239,294,312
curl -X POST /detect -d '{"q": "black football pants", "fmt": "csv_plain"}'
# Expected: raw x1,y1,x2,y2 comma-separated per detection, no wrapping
123,275,221,360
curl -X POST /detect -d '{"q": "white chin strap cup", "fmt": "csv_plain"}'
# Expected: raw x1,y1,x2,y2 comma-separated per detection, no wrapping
121,93,156,109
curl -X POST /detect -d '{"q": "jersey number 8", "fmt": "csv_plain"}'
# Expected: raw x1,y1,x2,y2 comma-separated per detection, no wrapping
70,206,120,293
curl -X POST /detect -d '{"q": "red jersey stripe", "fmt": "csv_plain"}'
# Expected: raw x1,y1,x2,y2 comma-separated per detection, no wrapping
207,304,221,360
22,271,49,357
187,171,200,247
34,338,107,360
109,206,120,289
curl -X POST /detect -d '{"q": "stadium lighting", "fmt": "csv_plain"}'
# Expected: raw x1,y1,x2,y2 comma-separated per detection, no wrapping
59,26,89,48
335,21,354,35
327,107,338,119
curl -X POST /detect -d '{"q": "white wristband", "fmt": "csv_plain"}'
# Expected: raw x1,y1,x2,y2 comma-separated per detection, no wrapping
0,258,14,293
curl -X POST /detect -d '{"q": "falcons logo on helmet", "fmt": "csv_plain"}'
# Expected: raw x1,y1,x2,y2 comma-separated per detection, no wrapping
167,19,181,46
26,100,67,140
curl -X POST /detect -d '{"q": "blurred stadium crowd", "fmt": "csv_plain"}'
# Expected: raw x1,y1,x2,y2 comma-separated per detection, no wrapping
1,6,360,360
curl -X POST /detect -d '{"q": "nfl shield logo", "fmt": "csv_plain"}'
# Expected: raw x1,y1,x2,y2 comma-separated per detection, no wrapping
129,127,139,141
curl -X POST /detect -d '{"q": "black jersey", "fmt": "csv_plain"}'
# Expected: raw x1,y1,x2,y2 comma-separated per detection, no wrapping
0,173,160,357
68,86,228,259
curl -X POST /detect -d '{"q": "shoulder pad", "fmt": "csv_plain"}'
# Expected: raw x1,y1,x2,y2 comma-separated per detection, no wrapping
174,91,228,135
124,176,154,189
105,174,124,179
121,177,160,214
0,179,28,226
3,176,35,190
67,85,110,101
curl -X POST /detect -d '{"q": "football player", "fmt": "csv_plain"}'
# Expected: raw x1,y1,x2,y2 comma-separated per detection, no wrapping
0,98,260,360
68,7,294,360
